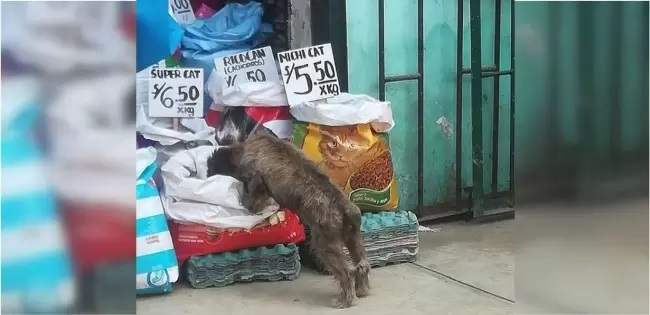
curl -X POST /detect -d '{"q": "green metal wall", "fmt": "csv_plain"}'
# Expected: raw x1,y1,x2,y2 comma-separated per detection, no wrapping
345,0,648,214
514,1,648,171
347,0,513,214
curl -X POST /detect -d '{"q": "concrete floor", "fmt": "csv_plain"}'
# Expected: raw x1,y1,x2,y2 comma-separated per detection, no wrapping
137,219,515,315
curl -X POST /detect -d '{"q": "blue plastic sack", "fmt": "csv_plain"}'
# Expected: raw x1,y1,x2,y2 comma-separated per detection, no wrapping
181,2,273,111
136,0,184,72
136,148,179,295
1,77,75,314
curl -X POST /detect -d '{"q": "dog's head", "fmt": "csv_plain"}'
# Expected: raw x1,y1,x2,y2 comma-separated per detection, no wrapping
206,144,245,178
215,107,255,146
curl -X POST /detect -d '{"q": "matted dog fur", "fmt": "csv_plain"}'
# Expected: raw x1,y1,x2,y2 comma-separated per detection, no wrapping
207,130,370,308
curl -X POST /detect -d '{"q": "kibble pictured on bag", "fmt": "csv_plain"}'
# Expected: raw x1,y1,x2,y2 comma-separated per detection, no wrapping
292,122,398,211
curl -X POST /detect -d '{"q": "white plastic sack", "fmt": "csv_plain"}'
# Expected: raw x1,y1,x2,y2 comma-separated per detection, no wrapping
136,67,217,146
206,69,289,108
160,145,279,229
1,2,133,74
289,93,395,133
46,72,135,207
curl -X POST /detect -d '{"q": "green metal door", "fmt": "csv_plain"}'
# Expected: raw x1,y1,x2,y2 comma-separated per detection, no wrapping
344,0,515,219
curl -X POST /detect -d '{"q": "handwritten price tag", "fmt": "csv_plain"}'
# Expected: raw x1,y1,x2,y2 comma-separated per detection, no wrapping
214,46,282,91
169,0,196,25
277,43,340,105
148,68,204,118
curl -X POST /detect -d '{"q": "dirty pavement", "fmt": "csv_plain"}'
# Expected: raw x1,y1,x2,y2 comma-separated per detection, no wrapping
137,219,515,315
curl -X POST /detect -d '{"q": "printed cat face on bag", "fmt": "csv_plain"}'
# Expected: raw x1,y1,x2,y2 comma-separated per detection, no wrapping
292,122,399,211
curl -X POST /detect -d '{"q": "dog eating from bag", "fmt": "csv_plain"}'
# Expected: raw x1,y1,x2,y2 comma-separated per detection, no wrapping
207,125,370,308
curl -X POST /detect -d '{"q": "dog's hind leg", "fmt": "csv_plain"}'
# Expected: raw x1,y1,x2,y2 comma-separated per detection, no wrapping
311,230,355,308
345,229,371,298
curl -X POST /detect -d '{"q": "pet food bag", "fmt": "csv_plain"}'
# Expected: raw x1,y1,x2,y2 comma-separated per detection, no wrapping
136,147,179,295
2,77,76,314
46,72,138,274
160,145,280,229
291,93,398,211
169,209,305,264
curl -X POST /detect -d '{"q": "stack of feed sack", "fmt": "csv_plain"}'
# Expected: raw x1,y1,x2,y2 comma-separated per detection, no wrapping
301,211,419,273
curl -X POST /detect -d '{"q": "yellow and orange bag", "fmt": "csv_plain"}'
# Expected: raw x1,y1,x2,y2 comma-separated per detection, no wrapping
293,122,398,211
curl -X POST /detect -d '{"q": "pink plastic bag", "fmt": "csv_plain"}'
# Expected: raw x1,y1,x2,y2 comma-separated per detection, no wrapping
194,3,217,19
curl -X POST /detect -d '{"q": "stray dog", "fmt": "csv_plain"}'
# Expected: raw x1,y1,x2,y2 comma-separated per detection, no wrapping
207,130,370,308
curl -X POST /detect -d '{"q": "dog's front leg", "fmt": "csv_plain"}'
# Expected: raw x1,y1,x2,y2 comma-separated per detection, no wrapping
241,173,271,214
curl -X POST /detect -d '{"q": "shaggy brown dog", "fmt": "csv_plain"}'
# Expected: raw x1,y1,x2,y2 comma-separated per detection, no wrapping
207,131,370,308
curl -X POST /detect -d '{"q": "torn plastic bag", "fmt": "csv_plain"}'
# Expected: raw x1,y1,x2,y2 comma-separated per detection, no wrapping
136,0,184,72
180,2,273,111
290,93,395,133
136,101,216,147
160,145,278,229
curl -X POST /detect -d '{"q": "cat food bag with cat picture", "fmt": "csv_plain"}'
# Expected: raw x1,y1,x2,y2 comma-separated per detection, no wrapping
290,93,398,211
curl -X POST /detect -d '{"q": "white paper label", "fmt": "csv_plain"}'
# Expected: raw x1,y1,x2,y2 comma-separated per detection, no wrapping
214,46,282,92
148,68,204,118
277,43,341,105
169,0,196,25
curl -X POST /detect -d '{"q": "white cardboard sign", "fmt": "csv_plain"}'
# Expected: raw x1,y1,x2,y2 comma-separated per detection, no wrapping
277,43,341,105
169,0,196,26
148,68,204,118
214,46,282,91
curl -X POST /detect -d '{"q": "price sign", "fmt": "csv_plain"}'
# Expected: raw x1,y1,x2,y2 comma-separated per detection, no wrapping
148,68,204,118
277,43,341,105
214,46,281,91
169,0,196,25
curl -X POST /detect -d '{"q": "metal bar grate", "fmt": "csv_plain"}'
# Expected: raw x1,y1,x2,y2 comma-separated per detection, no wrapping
370,0,516,219
491,0,502,196
455,0,464,210
469,0,484,212
458,0,516,217
509,0,515,207
377,0,425,216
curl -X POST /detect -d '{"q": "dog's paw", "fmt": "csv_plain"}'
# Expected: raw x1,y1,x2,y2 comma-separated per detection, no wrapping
355,286,370,298
331,297,353,309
